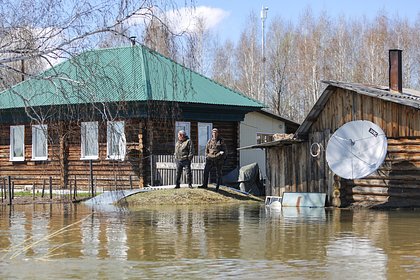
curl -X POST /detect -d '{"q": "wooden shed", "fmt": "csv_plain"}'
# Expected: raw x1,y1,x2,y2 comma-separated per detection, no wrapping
0,44,263,191
247,50,420,208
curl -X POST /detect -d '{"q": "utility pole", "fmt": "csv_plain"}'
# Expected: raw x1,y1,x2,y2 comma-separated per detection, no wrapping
261,6,268,104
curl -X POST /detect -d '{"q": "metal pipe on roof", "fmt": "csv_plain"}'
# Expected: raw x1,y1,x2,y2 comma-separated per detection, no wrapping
389,49,402,93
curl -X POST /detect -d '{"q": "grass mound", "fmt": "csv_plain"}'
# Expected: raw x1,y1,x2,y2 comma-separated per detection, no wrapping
120,186,263,206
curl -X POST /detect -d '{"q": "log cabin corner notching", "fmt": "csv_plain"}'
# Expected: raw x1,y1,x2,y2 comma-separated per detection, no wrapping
0,45,263,191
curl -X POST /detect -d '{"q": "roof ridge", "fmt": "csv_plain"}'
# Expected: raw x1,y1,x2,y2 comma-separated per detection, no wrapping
135,44,264,107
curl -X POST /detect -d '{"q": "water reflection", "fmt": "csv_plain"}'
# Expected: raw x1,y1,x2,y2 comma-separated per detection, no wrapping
1,204,420,279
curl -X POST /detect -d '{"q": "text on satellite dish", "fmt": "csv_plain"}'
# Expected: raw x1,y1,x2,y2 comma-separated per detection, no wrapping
369,128,378,137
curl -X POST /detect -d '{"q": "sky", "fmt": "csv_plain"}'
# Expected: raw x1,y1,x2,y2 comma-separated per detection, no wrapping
169,0,420,43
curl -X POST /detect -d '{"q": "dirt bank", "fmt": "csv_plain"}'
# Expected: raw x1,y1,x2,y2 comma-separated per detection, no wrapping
119,186,263,206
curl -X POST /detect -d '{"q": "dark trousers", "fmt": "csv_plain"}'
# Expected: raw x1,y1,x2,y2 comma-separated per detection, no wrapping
202,158,223,187
175,159,192,187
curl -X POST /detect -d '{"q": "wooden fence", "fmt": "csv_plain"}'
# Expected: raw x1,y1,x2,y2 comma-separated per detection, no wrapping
151,155,206,186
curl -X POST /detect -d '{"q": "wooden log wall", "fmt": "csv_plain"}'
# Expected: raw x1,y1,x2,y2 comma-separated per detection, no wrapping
0,124,62,188
0,118,241,190
341,137,420,207
66,119,142,191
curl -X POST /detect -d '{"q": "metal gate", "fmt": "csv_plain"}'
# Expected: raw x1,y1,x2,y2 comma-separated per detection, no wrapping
151,155,206,186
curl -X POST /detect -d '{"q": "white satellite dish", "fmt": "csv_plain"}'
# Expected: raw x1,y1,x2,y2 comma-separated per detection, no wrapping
326,120,387,179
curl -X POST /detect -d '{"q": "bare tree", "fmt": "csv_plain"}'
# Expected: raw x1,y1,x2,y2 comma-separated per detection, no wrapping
235,12,263,102
211,39,236,89
265,17,294,117
0,0,192,89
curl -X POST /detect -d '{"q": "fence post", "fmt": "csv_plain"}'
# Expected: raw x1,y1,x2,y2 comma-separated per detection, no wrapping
8,176,12,205
42,179,45,198
90,160,94,197
1,177,4,203
49,176,53,199
150,155,153,186
73,175,77,200
33,183,35,200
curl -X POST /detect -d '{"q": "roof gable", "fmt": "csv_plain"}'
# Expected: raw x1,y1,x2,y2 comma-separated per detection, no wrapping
0,45,263,110
295,80,420,138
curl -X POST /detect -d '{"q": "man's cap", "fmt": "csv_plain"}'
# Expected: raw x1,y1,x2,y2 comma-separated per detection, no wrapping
212,128,218,132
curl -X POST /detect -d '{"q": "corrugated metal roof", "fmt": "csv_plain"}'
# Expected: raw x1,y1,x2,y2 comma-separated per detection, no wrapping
322,80,420,108
0,45,263,110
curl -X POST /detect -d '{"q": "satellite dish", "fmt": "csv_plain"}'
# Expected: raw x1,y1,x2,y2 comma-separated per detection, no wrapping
326,120,387,179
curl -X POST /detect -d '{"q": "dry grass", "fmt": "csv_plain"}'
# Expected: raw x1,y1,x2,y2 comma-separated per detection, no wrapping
119,185,263,206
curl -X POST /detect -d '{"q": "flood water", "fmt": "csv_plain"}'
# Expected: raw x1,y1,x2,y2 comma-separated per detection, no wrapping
1,202,420,279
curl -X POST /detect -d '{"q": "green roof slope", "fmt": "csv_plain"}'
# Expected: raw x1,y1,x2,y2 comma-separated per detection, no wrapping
0,45,263,110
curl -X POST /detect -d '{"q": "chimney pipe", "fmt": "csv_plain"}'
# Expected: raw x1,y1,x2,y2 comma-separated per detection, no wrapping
389,49,402,93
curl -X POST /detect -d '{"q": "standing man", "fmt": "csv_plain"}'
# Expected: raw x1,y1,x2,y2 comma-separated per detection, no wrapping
174,130,194,189
199,128,227,191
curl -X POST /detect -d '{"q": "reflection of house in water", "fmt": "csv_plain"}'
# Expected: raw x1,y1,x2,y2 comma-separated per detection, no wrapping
327,236,387,278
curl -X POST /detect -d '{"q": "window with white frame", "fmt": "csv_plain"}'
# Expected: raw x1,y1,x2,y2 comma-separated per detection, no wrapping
32,124,48,160
174,121,191,143
107,121,126,160
10,125,25,161
81,122,99,160
198,122,212,156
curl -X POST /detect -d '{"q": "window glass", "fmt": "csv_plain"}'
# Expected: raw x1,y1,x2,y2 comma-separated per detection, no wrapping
107,121,125,160
32,124,48,160
198,122,212,156
81,122,99,159
10,125,25,161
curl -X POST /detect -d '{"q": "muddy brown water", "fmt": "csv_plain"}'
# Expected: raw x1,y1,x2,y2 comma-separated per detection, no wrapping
0,203,419,279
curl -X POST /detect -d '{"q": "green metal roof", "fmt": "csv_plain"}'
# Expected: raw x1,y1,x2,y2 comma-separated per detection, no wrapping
0,45,263,110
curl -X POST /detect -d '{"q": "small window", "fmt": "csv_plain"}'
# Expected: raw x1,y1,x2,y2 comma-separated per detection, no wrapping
107,121,126,160
10,125,25,161
198,122,212,156
32,124,48,160
175,121,191,143
81,122,99,160
256,133,274,144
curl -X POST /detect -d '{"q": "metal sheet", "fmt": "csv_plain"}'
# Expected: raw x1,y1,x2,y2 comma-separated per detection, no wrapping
281,192,326,207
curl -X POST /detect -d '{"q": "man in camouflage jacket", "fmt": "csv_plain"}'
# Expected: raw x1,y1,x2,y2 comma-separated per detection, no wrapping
199,128,227,191
174,130,194,189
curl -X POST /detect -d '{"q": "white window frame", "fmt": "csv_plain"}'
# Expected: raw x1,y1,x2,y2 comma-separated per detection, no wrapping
10,125,25,162
197,122,212,156
106,121,126,161
32,124,48,161
81,121,99,160
175,121,191,144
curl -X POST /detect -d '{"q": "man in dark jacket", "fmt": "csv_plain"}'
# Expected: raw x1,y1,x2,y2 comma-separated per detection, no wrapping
174,130,194,189
199,128,227,191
